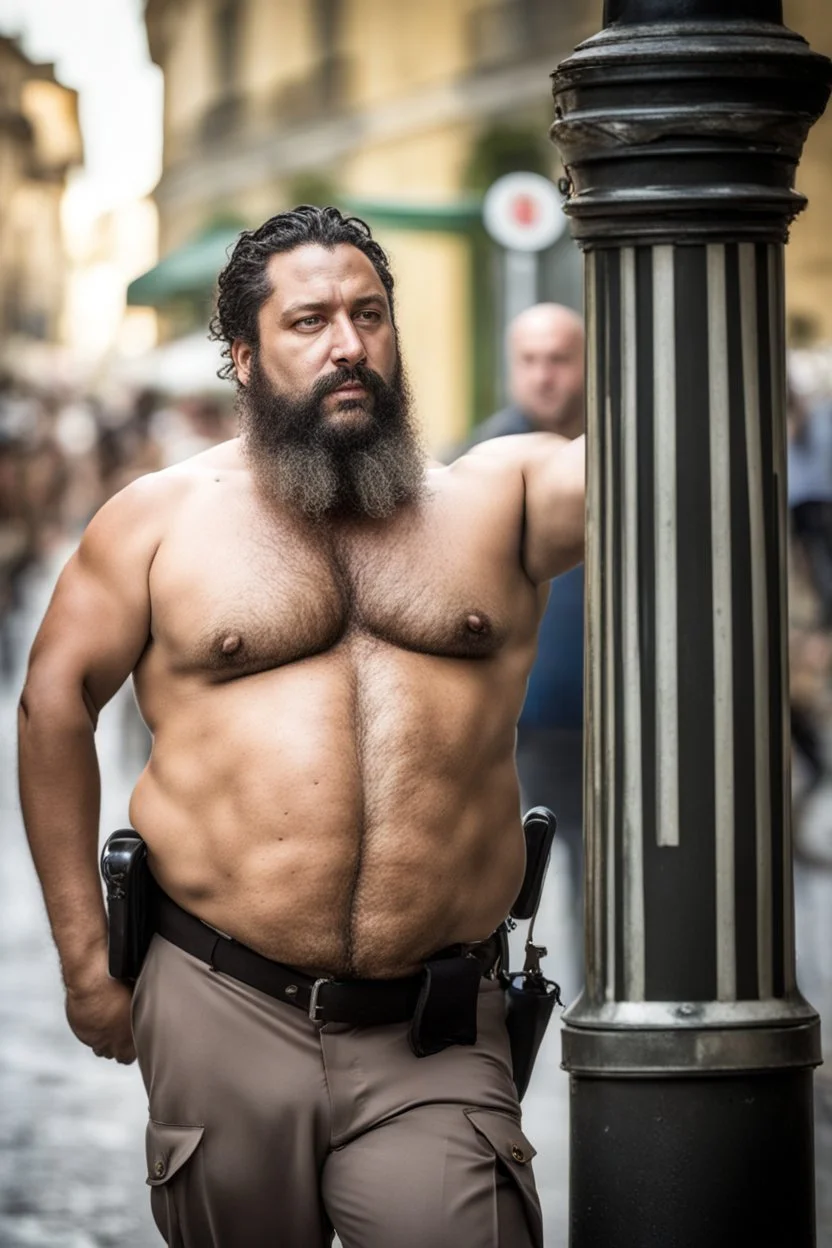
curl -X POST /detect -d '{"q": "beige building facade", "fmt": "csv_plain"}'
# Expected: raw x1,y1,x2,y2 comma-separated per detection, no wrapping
784,0,832,345
138,1,832,445
139,0,594,447
0,37,83,354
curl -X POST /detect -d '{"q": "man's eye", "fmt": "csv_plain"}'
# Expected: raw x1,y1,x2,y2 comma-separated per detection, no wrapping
355,310,381,323
295,316,322,329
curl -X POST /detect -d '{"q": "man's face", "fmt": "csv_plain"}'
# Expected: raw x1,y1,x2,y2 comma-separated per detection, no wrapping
508,309,585,437
233,242,398,427
231,243,423,520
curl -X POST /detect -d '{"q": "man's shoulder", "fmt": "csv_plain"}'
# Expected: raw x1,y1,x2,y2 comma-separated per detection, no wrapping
85,439,245,546
117,438,241,500
437,431,541,502
455,428,562,472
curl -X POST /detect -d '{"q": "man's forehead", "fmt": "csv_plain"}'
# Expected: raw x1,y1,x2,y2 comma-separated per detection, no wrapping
513,320,583,356
266,243,386,305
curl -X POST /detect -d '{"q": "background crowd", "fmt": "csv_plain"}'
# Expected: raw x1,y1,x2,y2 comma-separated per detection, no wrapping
0,379,234,673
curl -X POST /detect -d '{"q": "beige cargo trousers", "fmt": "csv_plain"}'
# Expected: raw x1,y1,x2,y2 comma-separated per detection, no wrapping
131,933,544,1248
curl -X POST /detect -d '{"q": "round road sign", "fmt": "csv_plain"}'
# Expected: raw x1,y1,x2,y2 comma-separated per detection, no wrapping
482,172,566,252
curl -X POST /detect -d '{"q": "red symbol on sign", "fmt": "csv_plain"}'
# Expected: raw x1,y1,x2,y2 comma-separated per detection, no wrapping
510,194,540,227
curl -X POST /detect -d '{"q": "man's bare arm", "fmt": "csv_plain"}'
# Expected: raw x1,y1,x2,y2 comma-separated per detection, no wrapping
520,432,586,584
18,473,171,1061
453,432,585,584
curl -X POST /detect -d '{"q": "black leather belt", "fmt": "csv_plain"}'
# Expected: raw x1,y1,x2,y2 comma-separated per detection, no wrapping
155,888,500,1027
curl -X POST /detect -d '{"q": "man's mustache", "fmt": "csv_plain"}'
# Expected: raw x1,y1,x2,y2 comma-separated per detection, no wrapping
311,364,390,403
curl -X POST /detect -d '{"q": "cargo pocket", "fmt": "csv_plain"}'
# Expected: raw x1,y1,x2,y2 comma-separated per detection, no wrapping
464,1109,544,1248
146,1119,205,1247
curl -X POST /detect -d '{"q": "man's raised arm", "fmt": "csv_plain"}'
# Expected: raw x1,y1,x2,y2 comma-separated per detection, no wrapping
18,475,168,1063
519,432,586,584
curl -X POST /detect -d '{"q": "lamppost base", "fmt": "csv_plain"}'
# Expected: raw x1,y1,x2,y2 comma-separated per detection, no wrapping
568,1067,817,1248
563,1001,821,1246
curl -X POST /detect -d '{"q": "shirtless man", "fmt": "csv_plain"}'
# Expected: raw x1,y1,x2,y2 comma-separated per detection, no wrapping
18,207,584,1248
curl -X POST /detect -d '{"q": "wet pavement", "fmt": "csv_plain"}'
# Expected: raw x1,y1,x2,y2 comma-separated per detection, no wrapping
2,545,832,1246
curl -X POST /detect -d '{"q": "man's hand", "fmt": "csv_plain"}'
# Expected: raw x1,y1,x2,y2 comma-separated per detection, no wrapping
65,955,136,1064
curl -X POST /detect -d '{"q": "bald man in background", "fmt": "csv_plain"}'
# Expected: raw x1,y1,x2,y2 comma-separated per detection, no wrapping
454,303,585,1000
472,305,584,443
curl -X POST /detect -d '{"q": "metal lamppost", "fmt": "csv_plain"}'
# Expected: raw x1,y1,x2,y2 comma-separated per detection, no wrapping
550,2,831,1244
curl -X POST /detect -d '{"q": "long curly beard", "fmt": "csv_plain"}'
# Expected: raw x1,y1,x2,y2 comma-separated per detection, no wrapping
239,353,425,521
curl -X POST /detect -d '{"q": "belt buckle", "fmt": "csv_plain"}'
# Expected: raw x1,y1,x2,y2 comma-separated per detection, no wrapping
308,977,330,1023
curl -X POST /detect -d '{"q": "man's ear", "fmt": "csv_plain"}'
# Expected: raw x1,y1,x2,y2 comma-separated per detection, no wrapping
231,339,252,387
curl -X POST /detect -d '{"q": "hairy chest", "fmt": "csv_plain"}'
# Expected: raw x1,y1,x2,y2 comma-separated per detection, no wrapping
147,489,529,678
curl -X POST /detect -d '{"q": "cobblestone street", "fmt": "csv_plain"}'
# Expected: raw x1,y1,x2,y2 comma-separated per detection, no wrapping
2,548,832,1246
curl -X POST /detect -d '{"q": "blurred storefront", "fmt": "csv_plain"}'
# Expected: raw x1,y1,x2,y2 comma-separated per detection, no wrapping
0,36,83,378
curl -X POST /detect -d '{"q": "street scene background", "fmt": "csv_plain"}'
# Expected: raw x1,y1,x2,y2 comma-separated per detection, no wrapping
2,1,832,1245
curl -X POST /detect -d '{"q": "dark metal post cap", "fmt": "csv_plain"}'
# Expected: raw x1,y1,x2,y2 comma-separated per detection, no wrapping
550,13,831,247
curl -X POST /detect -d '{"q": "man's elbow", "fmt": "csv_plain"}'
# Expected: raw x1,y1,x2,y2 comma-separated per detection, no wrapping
18,664,98,736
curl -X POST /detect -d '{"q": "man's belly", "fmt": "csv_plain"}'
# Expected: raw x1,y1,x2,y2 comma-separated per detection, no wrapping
129,647,527,977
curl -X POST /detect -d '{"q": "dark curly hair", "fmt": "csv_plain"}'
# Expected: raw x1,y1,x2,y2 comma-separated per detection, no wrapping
208,205,396,384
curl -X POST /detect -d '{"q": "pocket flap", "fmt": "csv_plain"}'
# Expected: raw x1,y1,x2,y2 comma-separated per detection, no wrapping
465,1109,543,1247
146,1119,204,1187
464,1108,537,1168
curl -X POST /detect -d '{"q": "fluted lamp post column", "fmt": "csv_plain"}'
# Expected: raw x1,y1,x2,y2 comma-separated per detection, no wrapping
550,2,831,1244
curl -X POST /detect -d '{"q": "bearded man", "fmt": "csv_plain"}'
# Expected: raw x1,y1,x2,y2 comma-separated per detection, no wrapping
18,206,584,1248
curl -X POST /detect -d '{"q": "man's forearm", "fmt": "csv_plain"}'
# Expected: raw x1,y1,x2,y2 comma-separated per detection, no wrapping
18,686,108,989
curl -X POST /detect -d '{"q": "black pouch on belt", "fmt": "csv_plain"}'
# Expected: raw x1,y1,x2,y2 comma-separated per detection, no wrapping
100,829,154,982
408,954,483,1057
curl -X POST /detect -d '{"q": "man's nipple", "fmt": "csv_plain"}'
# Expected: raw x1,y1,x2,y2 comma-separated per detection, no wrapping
221,633,242,656
466,613,488,634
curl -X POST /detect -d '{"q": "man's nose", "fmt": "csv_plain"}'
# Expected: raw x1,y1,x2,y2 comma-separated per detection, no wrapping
331,315,366,368
532,364,559,387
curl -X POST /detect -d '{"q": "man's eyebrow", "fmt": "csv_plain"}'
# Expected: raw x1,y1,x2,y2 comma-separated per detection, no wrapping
352,293,387,309
281,299,330,321
281,292,387,321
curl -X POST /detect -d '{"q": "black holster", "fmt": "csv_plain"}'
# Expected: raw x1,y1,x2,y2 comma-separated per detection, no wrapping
503,807,562,1100
504,970,560,1101
100,829,154,982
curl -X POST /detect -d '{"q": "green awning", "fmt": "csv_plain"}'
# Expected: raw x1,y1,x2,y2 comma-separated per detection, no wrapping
340,197,483,234
127,223,243,307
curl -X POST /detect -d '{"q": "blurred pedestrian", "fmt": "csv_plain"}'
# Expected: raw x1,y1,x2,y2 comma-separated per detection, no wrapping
97,388,164,502
0,381,71,676
786,383,832,815
452,303,585,1000
788,383,832,627
0,429,32,678
790,625,829,799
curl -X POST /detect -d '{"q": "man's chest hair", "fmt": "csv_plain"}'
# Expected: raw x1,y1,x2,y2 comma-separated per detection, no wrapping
147,475,530,676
